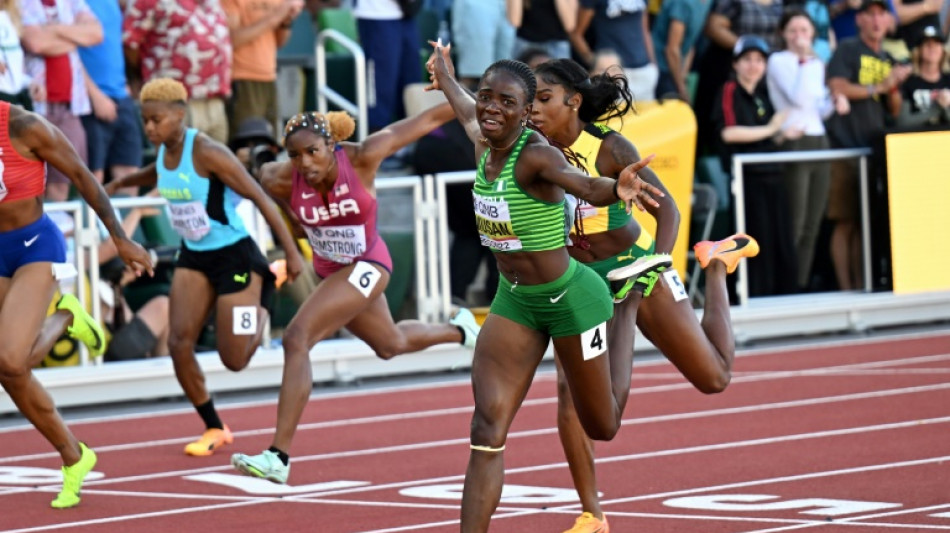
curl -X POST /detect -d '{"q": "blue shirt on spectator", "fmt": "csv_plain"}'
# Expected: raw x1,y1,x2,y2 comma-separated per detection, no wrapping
830,0,895,41
78,0,128,99
581,0,651,68
652,0,712,74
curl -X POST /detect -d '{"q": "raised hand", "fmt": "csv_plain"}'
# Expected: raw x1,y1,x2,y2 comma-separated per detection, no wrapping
424,40,454,92
616,154,664,213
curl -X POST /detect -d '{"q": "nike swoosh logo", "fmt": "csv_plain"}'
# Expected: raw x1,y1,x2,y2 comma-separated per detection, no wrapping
550,289,568,303
24,234,39,247
301,192,317,199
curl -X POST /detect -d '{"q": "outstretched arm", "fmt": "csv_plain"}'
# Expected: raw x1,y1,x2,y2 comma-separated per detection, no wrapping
352,102,457,178
17,108,153,276
601,135,679,253
524,142,663,210
428,42,481,146
198,136,305,282
104,162,159,195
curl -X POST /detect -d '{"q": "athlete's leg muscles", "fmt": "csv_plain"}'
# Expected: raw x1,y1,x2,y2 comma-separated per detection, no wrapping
167,268,217,406
215,272,266,371
461,313,548,533
637,263,733,393
345,292,462,360
0,264,81,465
271,263,390,452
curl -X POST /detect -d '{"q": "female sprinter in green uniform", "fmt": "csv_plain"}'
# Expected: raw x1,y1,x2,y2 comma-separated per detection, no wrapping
428,45,668,532
532,58,760,533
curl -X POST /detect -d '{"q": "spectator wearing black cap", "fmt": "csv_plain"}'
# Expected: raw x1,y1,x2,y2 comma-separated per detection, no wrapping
825,0,912,291
896,24,950,124
891,0,944,51
712,35,800,296
698,0,785,155
230,117,283,176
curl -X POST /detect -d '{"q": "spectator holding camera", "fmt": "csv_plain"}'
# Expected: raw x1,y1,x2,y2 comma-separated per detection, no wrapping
230,117,284,175
896,24,950,125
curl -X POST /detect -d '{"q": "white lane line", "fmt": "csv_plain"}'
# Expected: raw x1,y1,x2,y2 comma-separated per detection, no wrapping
2,379,947,493
737,503,950,532
352,456,950,532
0,500,269,533
4,427,947,533
4,350,948,466
1,330,945,435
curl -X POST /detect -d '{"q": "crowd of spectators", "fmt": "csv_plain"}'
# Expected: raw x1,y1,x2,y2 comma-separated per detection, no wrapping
3,0,949,364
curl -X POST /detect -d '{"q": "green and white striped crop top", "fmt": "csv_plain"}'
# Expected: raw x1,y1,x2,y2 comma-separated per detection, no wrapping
472,128,567,253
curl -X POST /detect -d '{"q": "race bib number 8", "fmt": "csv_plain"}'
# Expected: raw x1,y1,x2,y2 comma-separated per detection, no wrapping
581,322,608,361
348,261,381,298
233,306,257,335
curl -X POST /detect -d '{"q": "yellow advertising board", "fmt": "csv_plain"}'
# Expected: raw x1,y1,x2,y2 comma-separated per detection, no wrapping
604,99,697,274
885,130,950,294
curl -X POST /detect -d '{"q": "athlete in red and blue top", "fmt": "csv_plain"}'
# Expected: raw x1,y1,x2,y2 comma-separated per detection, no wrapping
289,141,392,277
231,108,483,484
0,100,153,509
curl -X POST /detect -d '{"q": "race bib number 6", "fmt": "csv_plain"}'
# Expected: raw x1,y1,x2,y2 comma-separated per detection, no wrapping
348,261,381,298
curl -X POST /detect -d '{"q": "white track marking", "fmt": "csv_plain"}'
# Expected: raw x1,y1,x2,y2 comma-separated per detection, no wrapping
3,352,948,466
1,330,945,435
5,427,948,532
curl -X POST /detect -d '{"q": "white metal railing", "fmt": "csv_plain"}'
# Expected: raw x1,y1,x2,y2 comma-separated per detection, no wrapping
42,176,435,368
315,28,368,141
731,148,872,306
9,171,950,413
434,170,478,320
45,201,91,365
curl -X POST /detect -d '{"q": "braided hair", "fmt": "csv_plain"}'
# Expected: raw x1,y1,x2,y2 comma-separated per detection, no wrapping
482,59,537,104
480,59,586,171
534,58,633,124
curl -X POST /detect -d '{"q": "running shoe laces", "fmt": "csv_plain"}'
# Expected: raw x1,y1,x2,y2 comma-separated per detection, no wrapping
607,254,672,302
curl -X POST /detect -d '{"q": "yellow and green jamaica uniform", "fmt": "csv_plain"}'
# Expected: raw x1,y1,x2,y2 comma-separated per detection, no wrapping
473,128,612,338
569,123,656,283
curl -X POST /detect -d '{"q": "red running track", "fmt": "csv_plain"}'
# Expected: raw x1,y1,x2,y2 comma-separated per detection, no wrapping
1,330,949,532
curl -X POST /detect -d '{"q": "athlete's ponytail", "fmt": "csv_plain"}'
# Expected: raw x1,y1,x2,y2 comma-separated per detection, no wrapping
284,111,356,145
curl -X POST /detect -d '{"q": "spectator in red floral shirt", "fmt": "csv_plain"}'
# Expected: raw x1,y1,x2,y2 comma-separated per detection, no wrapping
123,0,233,143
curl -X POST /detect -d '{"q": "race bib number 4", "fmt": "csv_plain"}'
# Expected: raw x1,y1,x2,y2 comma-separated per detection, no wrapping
304,224,367,264
167,201,211,241
473,192,522,251
581,322,608,361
